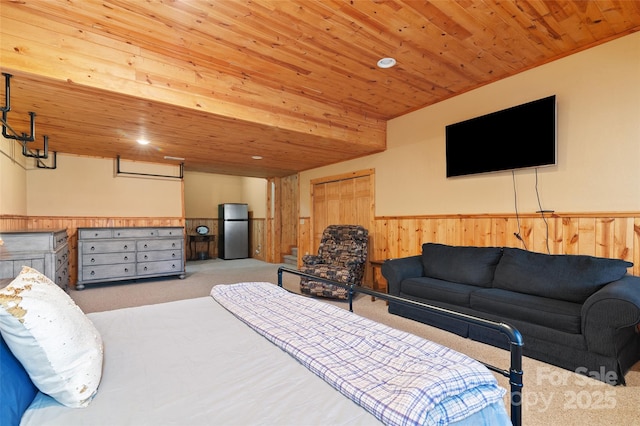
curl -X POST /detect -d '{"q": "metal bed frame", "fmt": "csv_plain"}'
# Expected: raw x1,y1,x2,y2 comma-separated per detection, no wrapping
277,267,524,426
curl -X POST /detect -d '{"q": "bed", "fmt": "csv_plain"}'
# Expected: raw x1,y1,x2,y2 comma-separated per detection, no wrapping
1,266,522,426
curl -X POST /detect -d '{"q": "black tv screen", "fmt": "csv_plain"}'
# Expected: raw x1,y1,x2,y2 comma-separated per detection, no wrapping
445,95,557,177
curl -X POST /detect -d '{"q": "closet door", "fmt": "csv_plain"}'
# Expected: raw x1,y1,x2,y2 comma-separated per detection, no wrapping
310,169,374,254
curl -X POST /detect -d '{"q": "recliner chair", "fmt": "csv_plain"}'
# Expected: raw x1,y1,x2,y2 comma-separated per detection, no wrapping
299,224,368,299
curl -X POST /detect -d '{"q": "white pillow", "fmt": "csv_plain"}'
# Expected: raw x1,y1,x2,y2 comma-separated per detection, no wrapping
0,266,103,408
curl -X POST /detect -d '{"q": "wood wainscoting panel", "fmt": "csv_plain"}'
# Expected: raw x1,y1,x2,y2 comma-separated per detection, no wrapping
0,216,29,231
299,213,640,276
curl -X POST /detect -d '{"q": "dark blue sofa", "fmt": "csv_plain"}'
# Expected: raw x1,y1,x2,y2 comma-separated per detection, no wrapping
382,243,640,385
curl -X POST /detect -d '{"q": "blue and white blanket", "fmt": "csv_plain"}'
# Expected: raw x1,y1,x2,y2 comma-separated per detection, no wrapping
210,282,506,426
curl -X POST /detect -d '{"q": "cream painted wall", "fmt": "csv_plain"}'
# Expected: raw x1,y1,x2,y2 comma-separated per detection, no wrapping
26,154,183,217
0,138,27,215
184,171,267,218
299,32,640,217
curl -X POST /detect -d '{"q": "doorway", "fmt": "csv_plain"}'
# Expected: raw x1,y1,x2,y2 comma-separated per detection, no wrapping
310,169,374,254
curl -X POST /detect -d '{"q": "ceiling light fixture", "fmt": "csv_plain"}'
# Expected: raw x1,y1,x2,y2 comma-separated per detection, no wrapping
251,155,263,160
377,57,397,68
164,156,185,161
137,139,150,145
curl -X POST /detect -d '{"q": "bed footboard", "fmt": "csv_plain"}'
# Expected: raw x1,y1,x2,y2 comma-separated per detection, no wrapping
277,266,523,426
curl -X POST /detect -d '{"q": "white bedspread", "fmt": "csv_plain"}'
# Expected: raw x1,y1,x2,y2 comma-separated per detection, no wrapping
21,296,382,425
21,283,510,426
211,282,507,426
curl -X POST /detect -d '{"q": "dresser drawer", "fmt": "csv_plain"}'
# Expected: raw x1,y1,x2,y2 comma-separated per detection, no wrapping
79,229,113,239
137,250,182,262
53,231,69,249
113,228,159,238
81,240,136,254
137,239,182,251
56,268,69,288
137,260,183,276
55,245,70,270
157,228,183,237
83,252,135,266
81,263,136,281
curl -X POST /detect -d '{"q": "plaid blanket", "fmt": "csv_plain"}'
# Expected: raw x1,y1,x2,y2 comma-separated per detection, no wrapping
211,282,506,426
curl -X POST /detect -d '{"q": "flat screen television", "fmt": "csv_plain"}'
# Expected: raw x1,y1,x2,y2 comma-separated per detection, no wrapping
445,95,557,177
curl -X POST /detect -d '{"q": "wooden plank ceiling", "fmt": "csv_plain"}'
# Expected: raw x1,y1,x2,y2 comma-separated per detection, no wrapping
1,0,639,178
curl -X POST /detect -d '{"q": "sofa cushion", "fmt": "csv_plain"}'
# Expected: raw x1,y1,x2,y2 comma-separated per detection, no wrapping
401,277,477,307
421,243,503,287
470,288,582,334
493,247,633,303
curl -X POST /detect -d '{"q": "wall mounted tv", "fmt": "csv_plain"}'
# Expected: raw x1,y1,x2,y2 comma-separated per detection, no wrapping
445,95,557,178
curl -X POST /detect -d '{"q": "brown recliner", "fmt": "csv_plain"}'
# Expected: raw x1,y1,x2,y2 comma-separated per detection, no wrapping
299,225,368,299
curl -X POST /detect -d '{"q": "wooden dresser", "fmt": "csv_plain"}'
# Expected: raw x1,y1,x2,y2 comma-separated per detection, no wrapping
0,229,70,289
76,227,185,290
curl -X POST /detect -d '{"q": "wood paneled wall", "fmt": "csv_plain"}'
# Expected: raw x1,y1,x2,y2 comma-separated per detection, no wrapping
266,175,298,263
299,213,640,276
280,175,299,257
251,218,266,261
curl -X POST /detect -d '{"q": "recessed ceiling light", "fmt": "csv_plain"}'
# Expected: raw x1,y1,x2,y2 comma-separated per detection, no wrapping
377,57,397,68
251,155,263,160
137,139,150,145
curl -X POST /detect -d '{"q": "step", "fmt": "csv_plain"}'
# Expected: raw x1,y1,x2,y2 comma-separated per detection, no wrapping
283,254,297,266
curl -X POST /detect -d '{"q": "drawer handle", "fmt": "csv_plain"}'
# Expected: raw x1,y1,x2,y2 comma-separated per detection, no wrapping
144,255,148,259
172,253,176,258
172,242,176,247
94,233,99,237
144,244,148,249
90,258,96,263
123,245,128,250
90,271,95,276
90,246,95,251
124,256,129,261
124,268,129,273
144,266,148,271
171,264,176,269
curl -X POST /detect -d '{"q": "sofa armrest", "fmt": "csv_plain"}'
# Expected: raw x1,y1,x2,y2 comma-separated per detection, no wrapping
582,275,640,356
381,255,423,296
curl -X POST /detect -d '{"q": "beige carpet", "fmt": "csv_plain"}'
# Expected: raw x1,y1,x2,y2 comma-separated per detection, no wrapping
68,258,640,425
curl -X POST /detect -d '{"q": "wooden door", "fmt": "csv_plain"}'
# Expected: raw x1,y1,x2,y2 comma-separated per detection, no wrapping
310,169,374,254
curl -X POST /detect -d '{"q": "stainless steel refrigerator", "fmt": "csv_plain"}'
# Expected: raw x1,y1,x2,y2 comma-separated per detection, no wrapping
218,203,249,259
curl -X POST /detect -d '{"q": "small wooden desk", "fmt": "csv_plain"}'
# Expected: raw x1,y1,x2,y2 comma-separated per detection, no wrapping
369,259,388,304
188,234,215,260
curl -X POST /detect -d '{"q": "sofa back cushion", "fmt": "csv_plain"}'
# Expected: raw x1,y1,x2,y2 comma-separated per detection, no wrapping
421,243,503,287
493,247,633,303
